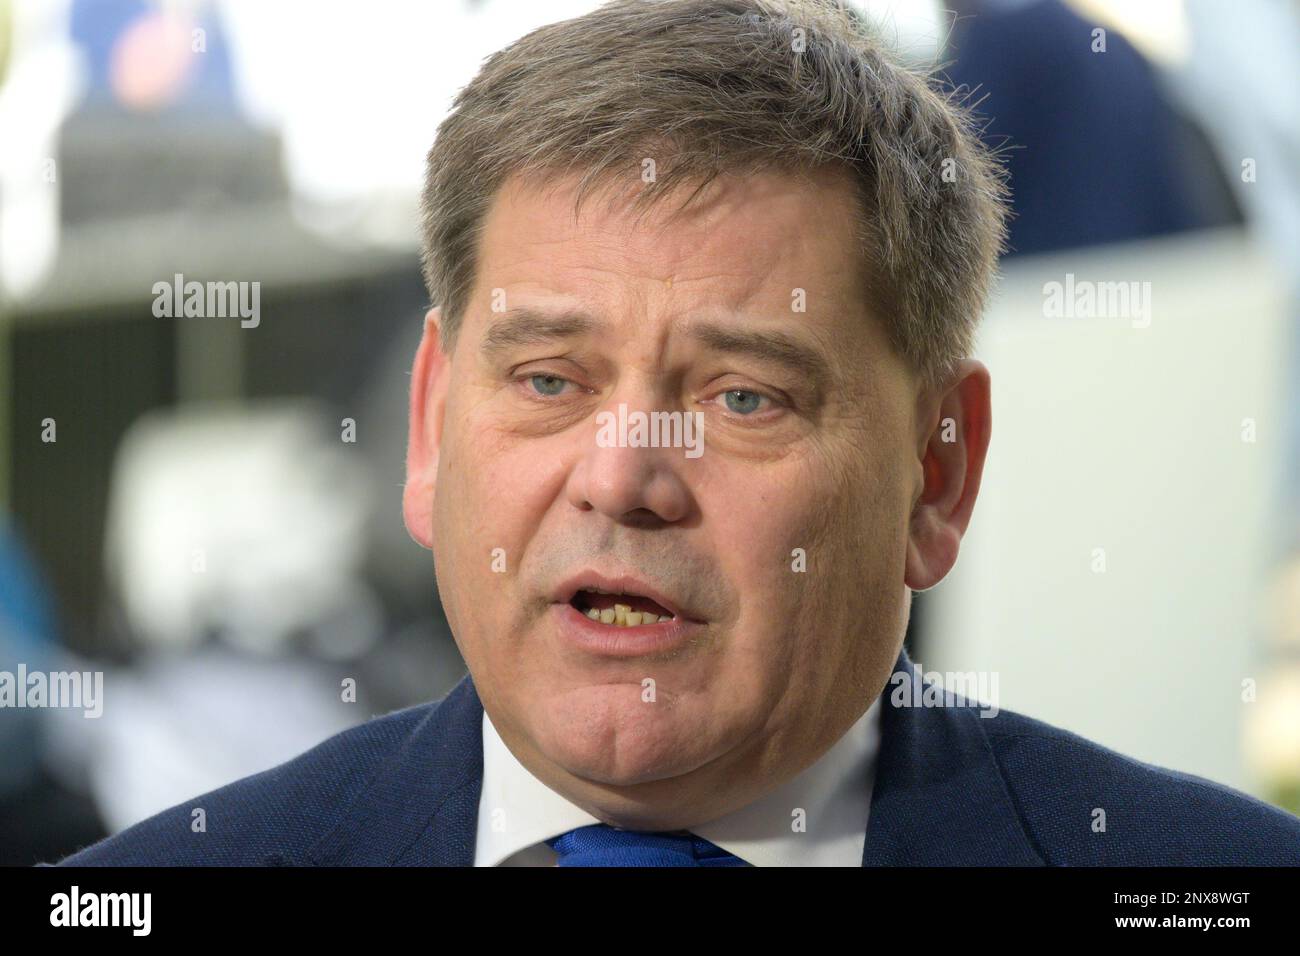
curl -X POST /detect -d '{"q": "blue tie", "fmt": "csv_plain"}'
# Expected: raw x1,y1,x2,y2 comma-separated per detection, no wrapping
547,824,751,866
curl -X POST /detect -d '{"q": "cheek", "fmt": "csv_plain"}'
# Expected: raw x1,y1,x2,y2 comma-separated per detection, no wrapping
728,427,911,621
440,402,557,544
700,453,855,631
432,414,522,626
433,411,572,642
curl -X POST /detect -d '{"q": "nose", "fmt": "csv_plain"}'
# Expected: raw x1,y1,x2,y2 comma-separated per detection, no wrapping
564,401,695,526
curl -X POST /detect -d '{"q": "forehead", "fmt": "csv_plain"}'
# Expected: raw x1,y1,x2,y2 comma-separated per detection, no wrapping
472,165,868,316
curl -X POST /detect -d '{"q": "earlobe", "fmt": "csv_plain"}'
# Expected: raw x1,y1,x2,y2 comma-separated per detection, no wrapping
402,307,449,550
904,512,961,591
903,360,992,591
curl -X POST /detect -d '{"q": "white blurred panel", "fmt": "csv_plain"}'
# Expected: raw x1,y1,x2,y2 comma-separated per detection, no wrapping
924,228,1288,794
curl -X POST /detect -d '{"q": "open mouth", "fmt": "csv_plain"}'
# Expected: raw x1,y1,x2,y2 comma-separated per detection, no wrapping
568,588,676,627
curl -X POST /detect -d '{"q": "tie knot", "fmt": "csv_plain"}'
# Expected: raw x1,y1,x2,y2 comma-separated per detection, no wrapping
546,824,750,866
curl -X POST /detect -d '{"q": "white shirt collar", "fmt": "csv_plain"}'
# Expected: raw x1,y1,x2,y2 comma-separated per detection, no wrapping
475,698,881,866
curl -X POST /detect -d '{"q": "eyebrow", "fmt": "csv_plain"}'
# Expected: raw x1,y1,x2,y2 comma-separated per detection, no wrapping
479,307,833,387
480,308,598,359
686,321,833,388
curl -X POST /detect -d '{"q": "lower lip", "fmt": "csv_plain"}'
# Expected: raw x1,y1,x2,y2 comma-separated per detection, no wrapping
552,602,700,657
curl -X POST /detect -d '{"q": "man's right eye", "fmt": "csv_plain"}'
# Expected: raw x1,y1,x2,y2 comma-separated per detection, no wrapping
526,373,572,397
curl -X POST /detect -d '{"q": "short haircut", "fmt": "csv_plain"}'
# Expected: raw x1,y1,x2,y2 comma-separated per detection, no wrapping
420,0,1008,387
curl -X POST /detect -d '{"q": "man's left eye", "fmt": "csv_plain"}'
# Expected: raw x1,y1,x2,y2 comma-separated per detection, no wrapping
527,373,571,396
721,389,768,415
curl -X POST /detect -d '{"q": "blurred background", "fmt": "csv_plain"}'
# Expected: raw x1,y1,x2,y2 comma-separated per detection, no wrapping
0,0,1296,865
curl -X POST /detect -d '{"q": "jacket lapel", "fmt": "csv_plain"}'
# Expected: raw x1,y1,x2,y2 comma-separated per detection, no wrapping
861,648,1045,865
305,673,485,866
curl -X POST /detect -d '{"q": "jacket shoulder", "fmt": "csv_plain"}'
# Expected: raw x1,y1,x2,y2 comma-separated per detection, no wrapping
977,707,1300,865
51,700,440,866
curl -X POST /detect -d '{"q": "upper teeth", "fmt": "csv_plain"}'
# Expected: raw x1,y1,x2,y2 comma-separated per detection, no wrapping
586,603,673,626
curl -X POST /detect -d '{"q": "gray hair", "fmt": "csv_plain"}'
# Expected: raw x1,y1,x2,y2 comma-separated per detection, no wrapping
420,0,1007,386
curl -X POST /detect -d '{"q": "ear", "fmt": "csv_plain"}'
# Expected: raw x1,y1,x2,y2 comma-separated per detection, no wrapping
402,307,450,549
904,359,992,590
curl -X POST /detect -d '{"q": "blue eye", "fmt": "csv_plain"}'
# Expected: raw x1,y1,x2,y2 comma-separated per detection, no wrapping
722,389,765,414
529,374,569,396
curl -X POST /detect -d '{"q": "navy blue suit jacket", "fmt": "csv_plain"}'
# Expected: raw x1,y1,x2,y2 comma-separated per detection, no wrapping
51,649,1300,865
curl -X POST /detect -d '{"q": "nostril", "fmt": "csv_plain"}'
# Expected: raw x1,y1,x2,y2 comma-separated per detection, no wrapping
621,508,667,531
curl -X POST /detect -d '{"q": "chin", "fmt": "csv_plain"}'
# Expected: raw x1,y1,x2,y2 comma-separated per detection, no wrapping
534,684,716,786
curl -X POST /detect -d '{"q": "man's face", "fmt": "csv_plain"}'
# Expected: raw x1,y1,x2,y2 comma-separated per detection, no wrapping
407,167,935,829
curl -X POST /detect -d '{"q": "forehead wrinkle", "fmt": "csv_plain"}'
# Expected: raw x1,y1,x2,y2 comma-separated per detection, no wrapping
473,171,874,385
